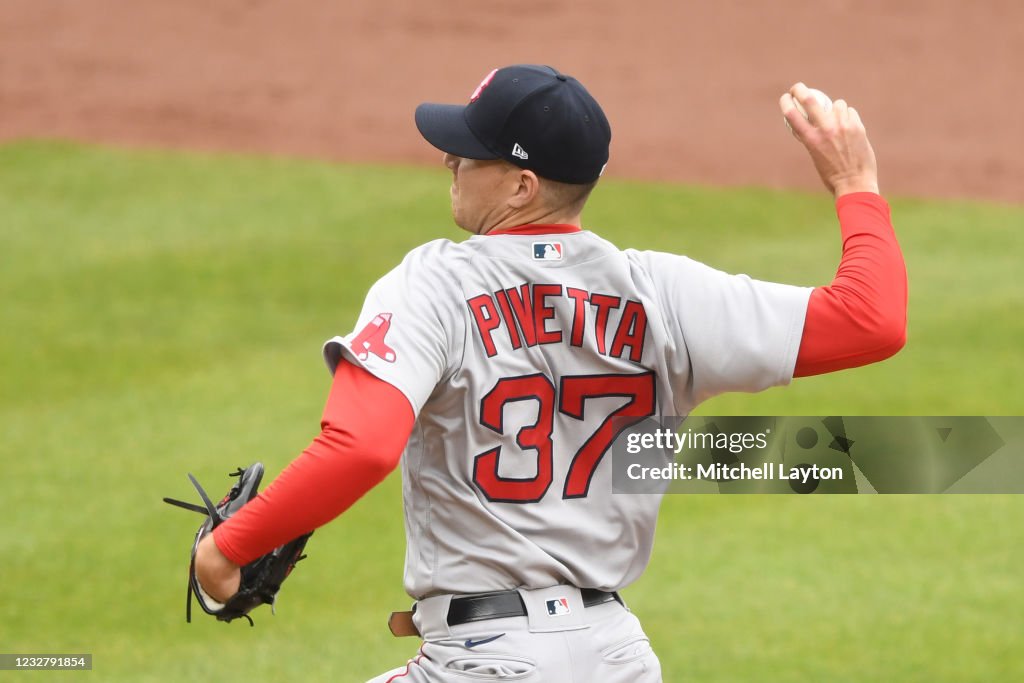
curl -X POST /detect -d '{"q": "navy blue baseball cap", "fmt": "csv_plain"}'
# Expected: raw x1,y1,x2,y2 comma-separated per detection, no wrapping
415,65,611,185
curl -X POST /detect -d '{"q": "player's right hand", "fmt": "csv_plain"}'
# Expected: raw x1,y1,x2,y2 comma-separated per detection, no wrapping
780,82,880,198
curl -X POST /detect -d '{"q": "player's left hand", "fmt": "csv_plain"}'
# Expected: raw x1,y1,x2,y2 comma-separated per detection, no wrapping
163,463,313,625
780,82,880,197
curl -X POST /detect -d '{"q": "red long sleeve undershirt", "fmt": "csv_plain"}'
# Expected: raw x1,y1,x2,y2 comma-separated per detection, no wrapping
794,192,907,376
214,192,906,564
213,360,415,565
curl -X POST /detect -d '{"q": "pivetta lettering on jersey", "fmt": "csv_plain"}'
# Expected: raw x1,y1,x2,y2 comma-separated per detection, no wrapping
466,283,647,361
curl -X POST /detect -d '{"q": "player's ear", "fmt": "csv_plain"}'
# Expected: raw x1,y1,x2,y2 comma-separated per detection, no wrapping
507,168,541,209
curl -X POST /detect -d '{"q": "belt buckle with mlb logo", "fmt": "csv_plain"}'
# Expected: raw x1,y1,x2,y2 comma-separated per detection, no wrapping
532,242,563,261
546,597,571,616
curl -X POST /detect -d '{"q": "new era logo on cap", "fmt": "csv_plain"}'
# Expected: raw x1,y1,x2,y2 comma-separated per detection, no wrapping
512,143,529,160
533,242,563,261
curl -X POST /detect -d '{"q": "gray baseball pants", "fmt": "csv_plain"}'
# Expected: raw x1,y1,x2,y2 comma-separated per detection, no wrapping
367,585,662,682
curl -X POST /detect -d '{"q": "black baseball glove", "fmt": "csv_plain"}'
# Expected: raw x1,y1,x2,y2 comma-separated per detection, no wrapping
163,463,312,626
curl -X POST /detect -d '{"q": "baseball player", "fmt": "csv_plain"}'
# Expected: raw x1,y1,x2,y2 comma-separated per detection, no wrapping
194,65,906,681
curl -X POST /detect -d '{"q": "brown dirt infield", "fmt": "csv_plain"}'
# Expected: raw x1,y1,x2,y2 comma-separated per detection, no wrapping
1,0,1019,203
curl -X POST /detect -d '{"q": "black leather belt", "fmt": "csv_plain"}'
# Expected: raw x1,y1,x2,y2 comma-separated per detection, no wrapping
446,588,621,626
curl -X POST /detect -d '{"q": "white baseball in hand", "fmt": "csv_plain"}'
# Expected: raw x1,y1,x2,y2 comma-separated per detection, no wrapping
786,88,833,131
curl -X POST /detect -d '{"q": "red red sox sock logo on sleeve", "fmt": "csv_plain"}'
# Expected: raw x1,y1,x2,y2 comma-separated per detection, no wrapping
352,313,397,362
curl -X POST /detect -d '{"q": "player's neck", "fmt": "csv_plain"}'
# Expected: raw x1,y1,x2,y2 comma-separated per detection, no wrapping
477,208,582,235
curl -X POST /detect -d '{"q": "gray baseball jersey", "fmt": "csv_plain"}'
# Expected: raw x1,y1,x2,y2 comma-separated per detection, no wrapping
324,228,810,599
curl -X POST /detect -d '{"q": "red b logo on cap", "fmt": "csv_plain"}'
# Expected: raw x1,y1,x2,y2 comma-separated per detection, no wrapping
470,68,498,103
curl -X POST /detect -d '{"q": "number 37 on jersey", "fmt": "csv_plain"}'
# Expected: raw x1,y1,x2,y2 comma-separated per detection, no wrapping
473,371,656,504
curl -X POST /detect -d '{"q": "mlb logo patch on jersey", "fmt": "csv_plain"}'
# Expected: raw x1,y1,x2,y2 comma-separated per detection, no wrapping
546,597,571,616
533,242,563,261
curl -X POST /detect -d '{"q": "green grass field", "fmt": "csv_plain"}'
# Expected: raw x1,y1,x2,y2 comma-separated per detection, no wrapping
2,141,1021,681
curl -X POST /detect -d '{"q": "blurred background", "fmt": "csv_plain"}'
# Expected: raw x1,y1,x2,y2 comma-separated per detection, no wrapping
1,1,1021,681
2,0,1021,201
